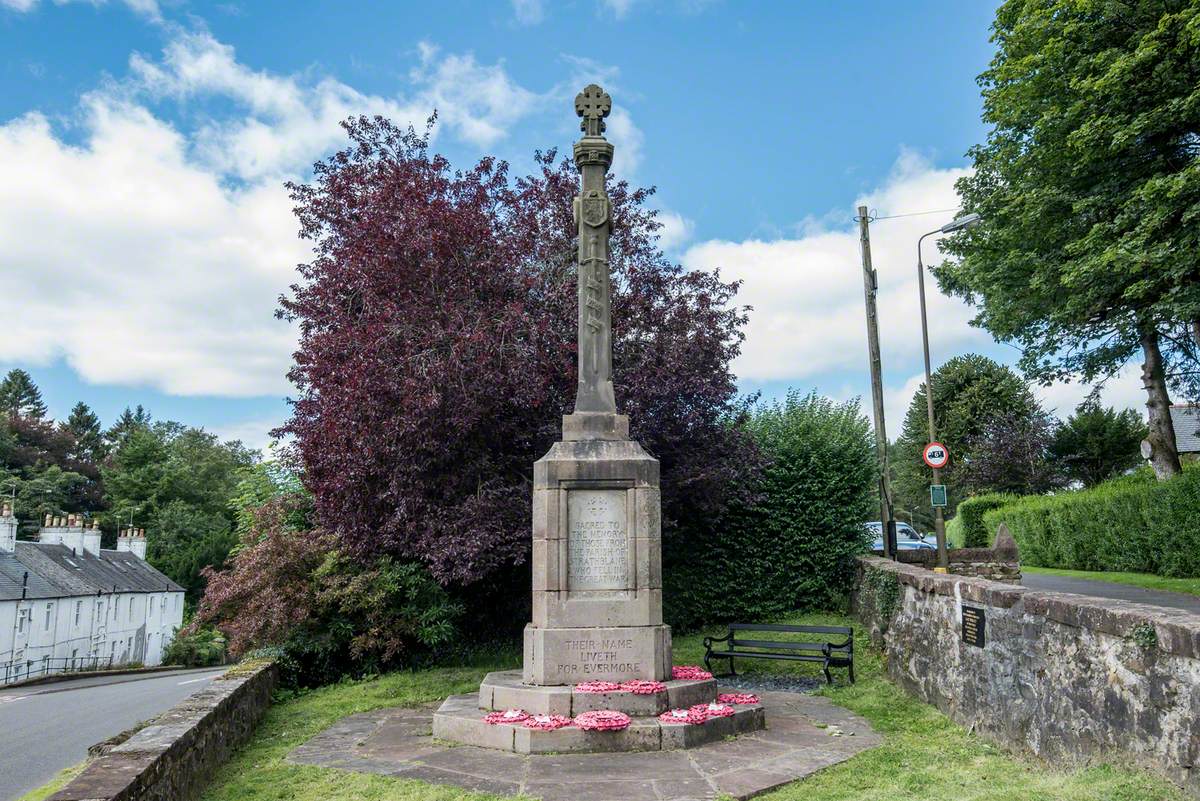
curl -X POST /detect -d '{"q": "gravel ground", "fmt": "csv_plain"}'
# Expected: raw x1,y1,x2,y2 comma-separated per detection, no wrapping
716,674,823,694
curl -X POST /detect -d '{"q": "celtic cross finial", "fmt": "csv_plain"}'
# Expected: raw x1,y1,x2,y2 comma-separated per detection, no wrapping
575,84,611,137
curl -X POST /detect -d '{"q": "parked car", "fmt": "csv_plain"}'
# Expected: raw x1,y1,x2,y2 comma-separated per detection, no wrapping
864,521,936,551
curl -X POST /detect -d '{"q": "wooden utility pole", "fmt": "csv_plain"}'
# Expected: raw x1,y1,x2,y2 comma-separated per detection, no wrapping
857,205,896,558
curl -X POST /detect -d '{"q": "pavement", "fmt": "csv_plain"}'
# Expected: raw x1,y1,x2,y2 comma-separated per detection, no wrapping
0,666,226,801
287,690,881,800
1022,571,1200,614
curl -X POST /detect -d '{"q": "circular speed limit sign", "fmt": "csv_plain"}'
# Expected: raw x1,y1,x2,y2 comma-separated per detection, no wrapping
922,442,950,469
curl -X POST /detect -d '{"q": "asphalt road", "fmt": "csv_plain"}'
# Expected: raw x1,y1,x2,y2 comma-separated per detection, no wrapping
1022,571,1200,614
0,667,226,801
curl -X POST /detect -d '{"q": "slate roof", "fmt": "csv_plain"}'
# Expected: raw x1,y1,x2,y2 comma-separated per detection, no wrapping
8,542,183,598
0,551,65,601
1172,405,1200,454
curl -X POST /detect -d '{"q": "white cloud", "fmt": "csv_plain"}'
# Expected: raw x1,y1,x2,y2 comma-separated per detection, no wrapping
656,211,694,253
410,42,539,149
1035,368,1147,419
130,32,430,180
683,152,988,387
602,0,636,19
605,105,643,177
2,0,160,20
210,416,285,452
0,102,306,396
511,0,544,24
0,31,547,398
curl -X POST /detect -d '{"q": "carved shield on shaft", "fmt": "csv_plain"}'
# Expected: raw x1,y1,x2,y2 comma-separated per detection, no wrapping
581,195,608,228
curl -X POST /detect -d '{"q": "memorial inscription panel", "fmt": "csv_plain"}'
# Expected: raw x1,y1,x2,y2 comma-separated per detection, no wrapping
567,489,629,591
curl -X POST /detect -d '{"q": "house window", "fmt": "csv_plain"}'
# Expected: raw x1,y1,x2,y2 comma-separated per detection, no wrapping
74,600,82,626
150,596,156,616
97,601,104,621
45,603,53,630
129,600,135,621
17,608,29,634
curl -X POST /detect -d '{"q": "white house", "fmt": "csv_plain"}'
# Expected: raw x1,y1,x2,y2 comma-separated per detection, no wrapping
0,508,185,684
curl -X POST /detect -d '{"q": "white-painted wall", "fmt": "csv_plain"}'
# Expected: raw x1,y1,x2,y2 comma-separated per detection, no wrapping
2,576,185,683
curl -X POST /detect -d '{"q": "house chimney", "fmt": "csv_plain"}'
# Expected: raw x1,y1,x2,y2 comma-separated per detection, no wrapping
0,503,16,553
82,517,101,557
130,529,147,560
117,527,133,553
40,514,85,554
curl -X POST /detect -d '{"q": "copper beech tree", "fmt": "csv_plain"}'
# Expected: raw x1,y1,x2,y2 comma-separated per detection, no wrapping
277,117,758,599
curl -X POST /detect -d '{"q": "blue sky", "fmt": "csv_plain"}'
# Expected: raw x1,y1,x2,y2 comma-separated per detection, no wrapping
0,0,1146,450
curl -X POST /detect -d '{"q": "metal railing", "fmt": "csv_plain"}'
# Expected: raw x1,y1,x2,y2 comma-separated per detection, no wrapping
2,655,115,686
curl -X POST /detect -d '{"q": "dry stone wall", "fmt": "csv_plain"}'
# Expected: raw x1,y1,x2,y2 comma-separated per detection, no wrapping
853,556,1200,797
49,660,277,801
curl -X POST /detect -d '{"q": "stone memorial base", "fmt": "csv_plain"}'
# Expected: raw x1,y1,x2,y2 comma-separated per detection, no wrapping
431,670,767,754
290,690,882,800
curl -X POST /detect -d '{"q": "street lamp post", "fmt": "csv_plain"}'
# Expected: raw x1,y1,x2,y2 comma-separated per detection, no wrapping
916,212,981,571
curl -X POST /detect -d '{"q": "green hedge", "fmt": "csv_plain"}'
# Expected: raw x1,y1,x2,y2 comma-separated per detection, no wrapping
663,390,874,630
956,493,1014,547
982,465,1200,576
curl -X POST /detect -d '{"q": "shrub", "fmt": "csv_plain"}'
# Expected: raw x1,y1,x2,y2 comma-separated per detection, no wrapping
192,480,463,686
163,626,227,667
663,390,874,630
983,464,1200,576
955,493,1015,547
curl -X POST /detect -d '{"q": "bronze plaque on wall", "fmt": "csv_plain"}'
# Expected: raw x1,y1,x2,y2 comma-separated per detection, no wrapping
962,605,985,647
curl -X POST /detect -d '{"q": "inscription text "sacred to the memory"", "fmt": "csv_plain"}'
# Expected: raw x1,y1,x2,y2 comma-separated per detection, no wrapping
567,489,629,591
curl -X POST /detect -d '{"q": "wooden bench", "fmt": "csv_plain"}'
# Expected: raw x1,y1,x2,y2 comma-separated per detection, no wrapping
702,623,854,685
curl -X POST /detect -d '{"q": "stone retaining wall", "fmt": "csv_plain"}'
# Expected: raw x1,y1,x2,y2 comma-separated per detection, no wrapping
886,547,1021,583
853,556,1200,796
49,660,277,801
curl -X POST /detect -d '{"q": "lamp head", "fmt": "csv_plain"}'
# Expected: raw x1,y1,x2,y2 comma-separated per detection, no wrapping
940,212,982,233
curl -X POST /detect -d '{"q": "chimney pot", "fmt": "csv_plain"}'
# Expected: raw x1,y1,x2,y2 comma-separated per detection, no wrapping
44,514,52,526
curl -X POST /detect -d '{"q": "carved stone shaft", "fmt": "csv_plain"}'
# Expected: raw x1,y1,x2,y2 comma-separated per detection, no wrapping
572,84,617,417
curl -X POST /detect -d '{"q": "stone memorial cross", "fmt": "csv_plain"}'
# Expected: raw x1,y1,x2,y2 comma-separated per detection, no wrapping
572,83,617,417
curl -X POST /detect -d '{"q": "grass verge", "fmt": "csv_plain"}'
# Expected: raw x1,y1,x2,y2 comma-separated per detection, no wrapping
195,612,1183,801
16,762,85,801
1022,565,1200,598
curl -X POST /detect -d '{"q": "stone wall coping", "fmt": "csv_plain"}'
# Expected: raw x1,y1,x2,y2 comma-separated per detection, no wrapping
48,660,277,801
859,556,1200,659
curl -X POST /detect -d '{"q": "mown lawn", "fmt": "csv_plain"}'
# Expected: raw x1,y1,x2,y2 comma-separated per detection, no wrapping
194,612,1186,801
1022,565,1200,598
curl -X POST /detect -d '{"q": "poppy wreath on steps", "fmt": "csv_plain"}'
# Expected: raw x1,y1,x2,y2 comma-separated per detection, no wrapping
573,710,632,731
574,681,623,694
522,714,574,730
483,709,530,725
717,692,759,705
692,702,735,719
658,707,708,725
671,665,713,680
620,680,666,695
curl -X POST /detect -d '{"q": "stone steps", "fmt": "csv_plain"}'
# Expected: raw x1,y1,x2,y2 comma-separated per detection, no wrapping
432,692,766,755
477,670,717,716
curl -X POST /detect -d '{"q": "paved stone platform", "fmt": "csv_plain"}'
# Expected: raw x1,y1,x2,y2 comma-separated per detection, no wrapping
288,690,881,800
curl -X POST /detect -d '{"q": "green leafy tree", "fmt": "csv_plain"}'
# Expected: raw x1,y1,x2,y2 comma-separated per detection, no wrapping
103,422,256,599
62,402,106,463
104,405,152,449
1052,401,1148,487
940,0,1200,481
0,369,47,419
893,354,1044,527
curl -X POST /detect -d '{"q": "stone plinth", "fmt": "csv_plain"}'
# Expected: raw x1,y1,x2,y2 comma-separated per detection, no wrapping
524,434,670,685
